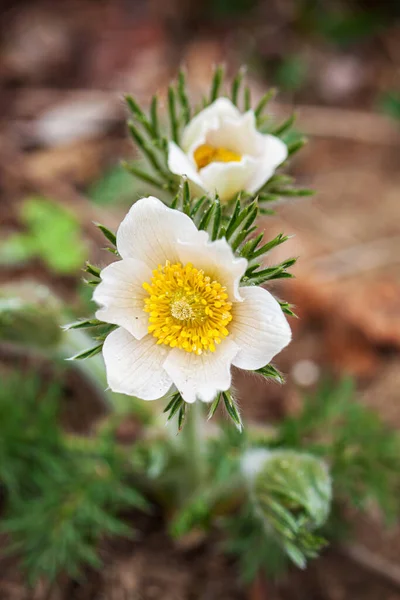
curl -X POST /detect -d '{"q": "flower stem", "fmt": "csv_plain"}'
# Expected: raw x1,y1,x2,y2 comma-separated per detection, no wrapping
181,401,206,495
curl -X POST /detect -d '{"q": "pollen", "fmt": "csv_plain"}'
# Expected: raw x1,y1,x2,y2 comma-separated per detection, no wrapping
193,143,242,170
142,261,232,355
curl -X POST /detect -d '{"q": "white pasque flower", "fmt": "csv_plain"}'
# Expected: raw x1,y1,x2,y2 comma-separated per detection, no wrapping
168,97,287,203
93,196,291,404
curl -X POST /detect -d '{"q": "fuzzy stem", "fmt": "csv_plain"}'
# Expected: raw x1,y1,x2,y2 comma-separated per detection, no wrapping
181,401,206,494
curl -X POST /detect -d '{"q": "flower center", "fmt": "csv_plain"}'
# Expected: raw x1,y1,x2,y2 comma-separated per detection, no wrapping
142,261,232,355
193,143,242,170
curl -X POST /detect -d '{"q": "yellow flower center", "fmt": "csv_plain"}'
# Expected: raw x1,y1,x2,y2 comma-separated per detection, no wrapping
142,261,232,355
193,143,242,170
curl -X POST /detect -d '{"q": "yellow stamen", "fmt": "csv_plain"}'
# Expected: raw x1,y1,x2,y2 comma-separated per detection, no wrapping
193,144,242,170
142,262,232,355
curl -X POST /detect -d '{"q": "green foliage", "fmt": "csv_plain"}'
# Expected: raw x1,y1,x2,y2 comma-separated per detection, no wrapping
220,443,330,579
88,164,138,205
378,91,400,121
277,378,400,523
296,2,389,46
0,197,87,274
275,56,308,92
318,9,387,46
0,286,62,349
251,451,331,568
0,372,147,584
224,503,290,581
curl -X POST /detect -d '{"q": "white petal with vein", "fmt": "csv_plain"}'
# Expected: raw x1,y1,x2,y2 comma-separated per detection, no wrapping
199,157,257,202
163,338,239,403
247,134,288,194
182,98,240,151
230,286,291,370
167,141,205,189
103,328,172,400
116,196,198,268
94,258,151,339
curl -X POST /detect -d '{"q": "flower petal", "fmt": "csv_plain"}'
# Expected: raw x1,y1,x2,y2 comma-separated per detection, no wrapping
116,196,198,267
163,338,239,403
230,286,291,370
203,110,259,156
102,328,172,400
93,258,151,339
199,156,257,202
247,134,288,194
167,141,205,190
182,98,241,151
176,233,247,302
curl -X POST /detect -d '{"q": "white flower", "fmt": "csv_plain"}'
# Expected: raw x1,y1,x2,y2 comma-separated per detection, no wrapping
93,196,291,404
168,97,287,203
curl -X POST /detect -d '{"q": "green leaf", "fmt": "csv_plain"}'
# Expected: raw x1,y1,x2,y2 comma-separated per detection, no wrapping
88,164,138,205
94,223,117,247
178,403,187,431
68,343,103,360
63,318,107,330
222,391,243,432
163,393,185,423
279,301,297,317
84,262,101,278
177,70,191,124
270,113,296,137
18,197,87,274
210,64,225,103
244,86,251,111
128,121,170,179
287,138,307,156
125,94,156,138
255,88,276,120
208,394,222,420
256,364,285,384
122,161,165,190
231,67,246,106
150,95,161,137
168,85,179,144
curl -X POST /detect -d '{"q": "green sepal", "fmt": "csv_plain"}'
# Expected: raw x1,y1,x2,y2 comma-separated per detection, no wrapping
94,223,117,247
67,343,103,360
256,364,285,384
222,391,243,432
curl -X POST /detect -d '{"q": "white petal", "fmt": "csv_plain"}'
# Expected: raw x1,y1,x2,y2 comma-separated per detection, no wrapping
182,98,241,151
167,141,205,190
163,338,239,403
102,328,172,400
177,233,247,302
116,196,198,267
204,110,259,156
93,259,151,339
230,286,291,370
247,134,288,194
199,156,257,202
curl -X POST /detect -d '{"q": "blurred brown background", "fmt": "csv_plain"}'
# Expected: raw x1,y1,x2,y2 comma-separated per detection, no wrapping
1,0,400,598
